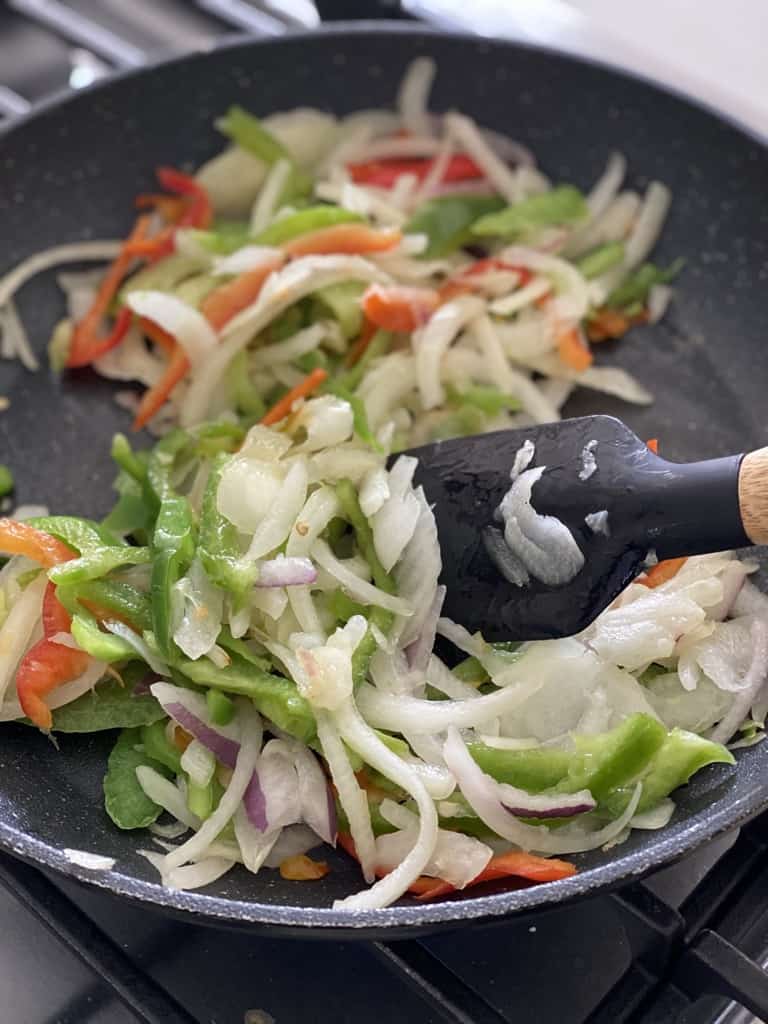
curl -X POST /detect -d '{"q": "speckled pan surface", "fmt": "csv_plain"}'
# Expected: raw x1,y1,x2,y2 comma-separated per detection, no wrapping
1,24,767,937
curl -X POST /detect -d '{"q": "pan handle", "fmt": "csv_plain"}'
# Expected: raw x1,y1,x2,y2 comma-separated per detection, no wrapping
739,447,768,545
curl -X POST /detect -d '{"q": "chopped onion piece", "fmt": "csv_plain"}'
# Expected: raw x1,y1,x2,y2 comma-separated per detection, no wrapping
63,849,115,871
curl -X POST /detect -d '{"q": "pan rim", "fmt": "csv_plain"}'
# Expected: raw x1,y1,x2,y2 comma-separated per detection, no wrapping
1,22,766,933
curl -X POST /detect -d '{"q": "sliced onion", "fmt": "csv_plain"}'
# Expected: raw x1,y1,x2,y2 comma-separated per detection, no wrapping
579,440,598,481
331,698,438,911
585,511,610,536
181,255,390,428
234,803,279,873
246,458,309,562
631,799,675,830
150,681,242,767
372,456,421,573
397,56,436,138
254,738,302,832
0,240,121,309
499,466,585,586
444,112,526,203
444,727,639,855
125,291,218,367
135,767,201,830
180,739,216,788
414,294,485,410
0,573,46,704
63,849,115,871
163,704,262,871
710,619,768,744
405,585,446,673
257,556,316,588
393,486,442,647
511,439,536,480
212,245,283,276
316,708,376,883
311,538,413,617
377,801,492,889
263,823,322,869
283,737,337,846
359,467,391,518
250,160,293,234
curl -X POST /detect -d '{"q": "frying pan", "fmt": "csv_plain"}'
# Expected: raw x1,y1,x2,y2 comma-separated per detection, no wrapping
0,23,767,939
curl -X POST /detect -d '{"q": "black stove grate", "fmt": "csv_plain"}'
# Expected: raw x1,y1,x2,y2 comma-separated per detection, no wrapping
3,816,768,1022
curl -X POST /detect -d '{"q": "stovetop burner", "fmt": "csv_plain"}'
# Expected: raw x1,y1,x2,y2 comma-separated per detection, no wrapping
2,3,768,1022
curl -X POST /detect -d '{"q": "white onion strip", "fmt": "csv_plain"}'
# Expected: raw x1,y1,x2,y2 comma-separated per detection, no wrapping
311,538,413,616
0,240,121,309
162,704,262,870
444,727,641,855
332,699,438,910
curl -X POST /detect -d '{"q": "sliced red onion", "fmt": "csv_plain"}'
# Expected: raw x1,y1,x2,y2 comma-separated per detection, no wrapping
404,584,446,673
441,727,644,857
151,682,241,768
289,739,337,846
255,739,302,833
244,773,269,831
499,792,595,820
257,555,317,588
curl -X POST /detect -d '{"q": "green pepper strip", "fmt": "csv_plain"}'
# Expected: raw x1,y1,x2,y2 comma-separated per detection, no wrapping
606,258,684,310
29,515,122,553
575,241,625,279
172,651,315,744
602,727,735,818
471,185,588,239
141,719,183,774
405,194,506,258
65,579,153,632
70,608,136,663
252,205,362,246
207,688,235,726
0,465,14,497
216,105,312,198
198,453,257,608
49,545,151,586
335,330,391,392
151,496,196,660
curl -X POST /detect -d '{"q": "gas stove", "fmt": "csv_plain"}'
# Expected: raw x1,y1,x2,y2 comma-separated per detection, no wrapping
3,3,768,1022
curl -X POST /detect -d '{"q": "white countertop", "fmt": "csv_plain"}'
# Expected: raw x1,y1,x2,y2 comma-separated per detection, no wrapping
406,0,768,138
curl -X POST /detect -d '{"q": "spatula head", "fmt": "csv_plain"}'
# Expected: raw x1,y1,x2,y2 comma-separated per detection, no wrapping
404,414,742,641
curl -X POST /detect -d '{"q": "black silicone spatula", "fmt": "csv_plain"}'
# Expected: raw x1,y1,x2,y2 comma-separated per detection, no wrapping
404,414,768,641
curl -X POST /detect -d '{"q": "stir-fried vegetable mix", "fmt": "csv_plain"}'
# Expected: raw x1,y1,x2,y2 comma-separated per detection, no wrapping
0,59,754,910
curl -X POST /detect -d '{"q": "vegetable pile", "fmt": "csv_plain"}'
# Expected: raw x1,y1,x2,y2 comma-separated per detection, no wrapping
0,59,757,911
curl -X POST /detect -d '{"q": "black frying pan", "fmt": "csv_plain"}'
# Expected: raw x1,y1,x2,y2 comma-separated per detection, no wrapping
1,24,767,939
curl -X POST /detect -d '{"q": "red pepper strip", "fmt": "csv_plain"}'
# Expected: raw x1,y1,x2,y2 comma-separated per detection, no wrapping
139,316,176,353
132,257,282,431
66,215,150,368
156,166,213,230
0,519,75,566
200,255,285,331
125,168,213,263
347,154,484,189
17,582,90,731
646,438,659,455
361,284,440,333
638,557,687,589
344,317,378,368
67,307,133,368
438,260,534,303
414,850,578,901
260,368,328,427
282,224,401,258
135,193,188,224
133,341,189,431
557,326,593,372
337,832,576,901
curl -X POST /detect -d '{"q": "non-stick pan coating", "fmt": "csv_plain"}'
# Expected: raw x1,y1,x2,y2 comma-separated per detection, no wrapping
0,25,767,937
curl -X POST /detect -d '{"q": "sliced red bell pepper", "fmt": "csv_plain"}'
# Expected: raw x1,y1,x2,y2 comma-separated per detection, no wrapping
439,259,534,302
17,581,90,731
135,192,187,224
344,317,378,368
124,168,212,263
557,326,593,372
132,341,189,431
282,224,401,257
347,153,484,189
0,519,76,567
200,255,285,331
638,557,687,589
361,284,440,333
337,832,576,901
66,215,150,368
260,368,328,427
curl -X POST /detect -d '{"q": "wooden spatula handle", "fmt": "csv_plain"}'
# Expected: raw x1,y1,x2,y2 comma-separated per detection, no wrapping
739,448,768,544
